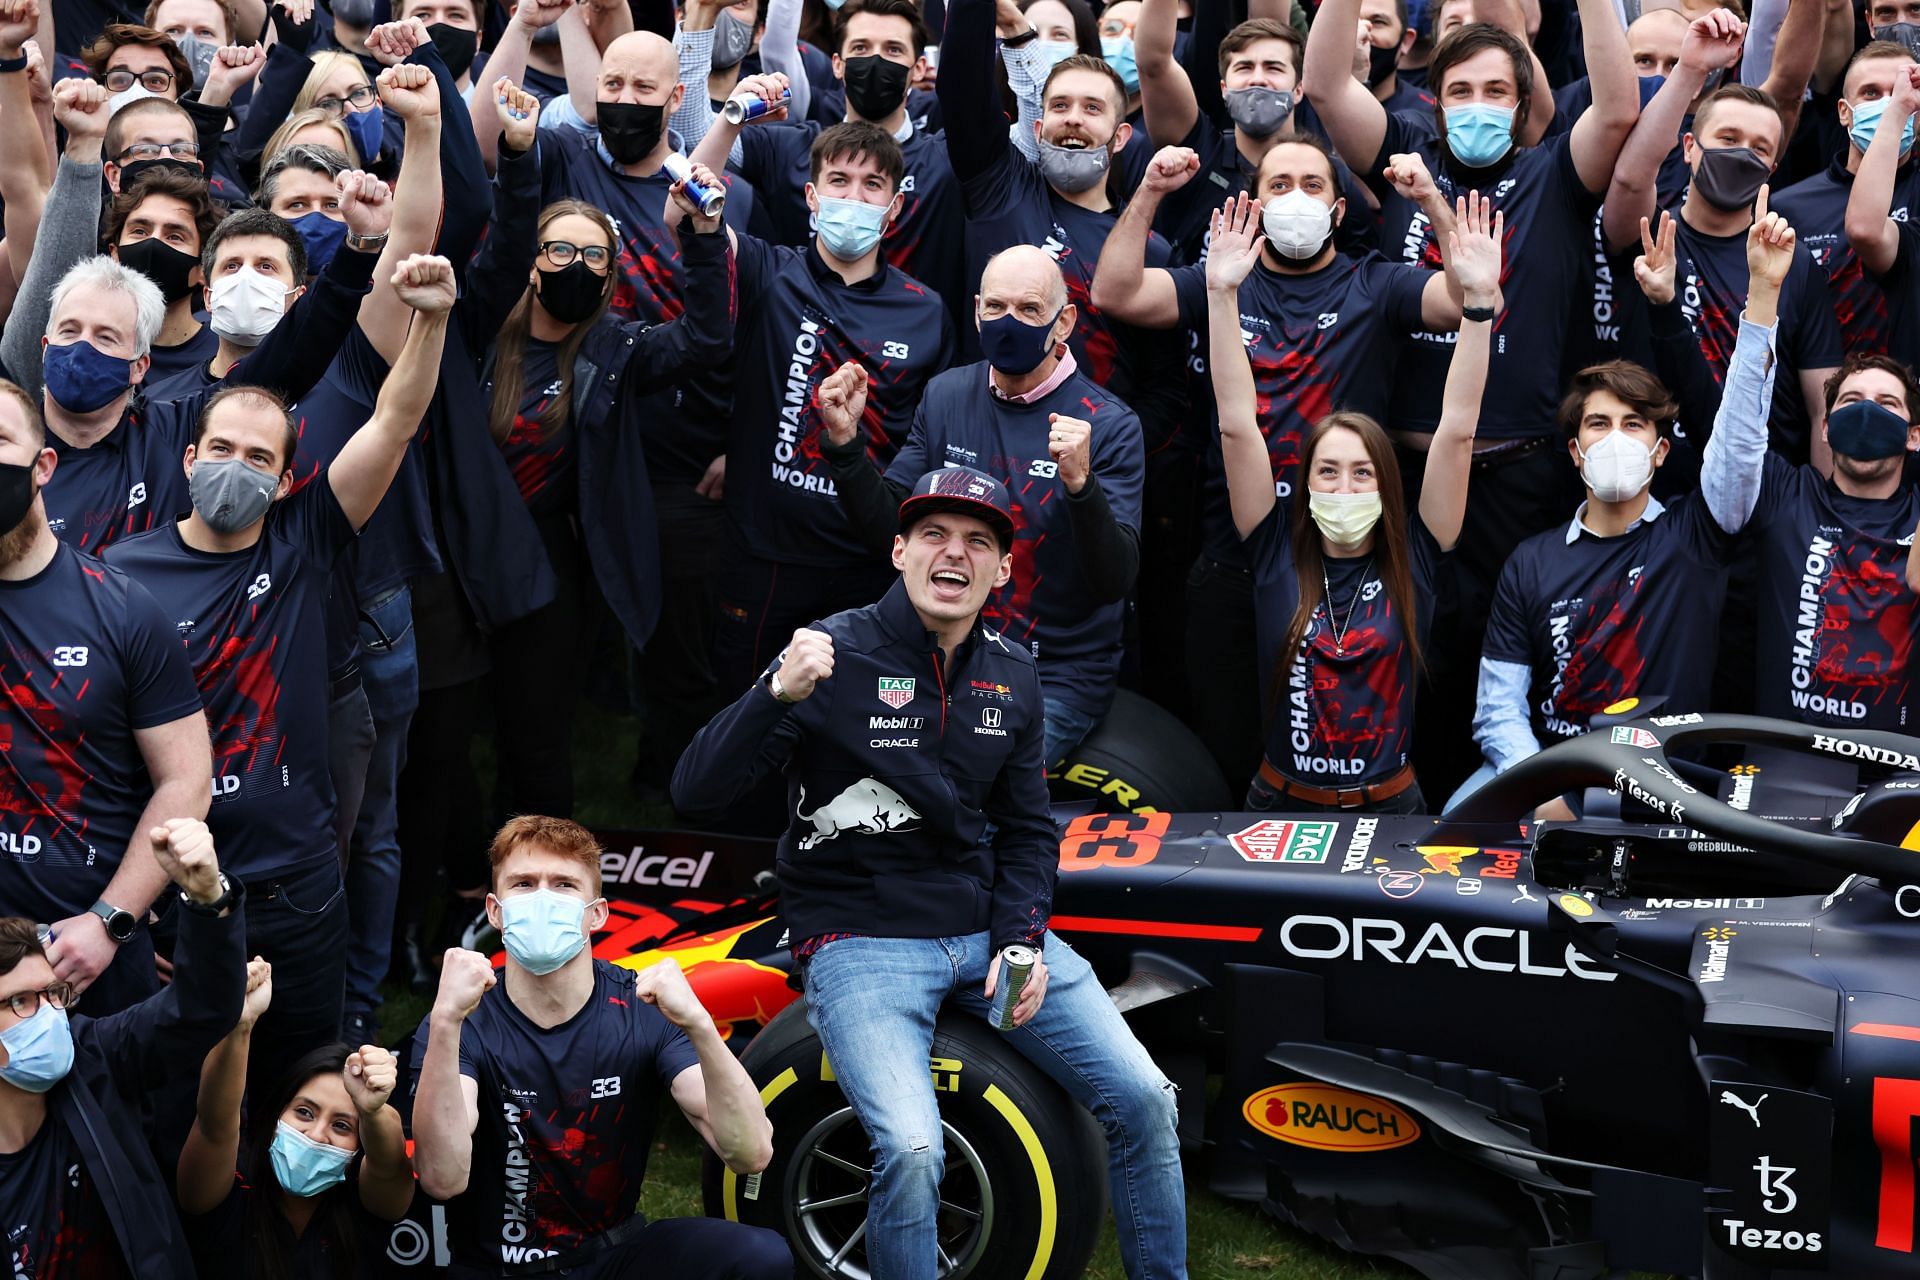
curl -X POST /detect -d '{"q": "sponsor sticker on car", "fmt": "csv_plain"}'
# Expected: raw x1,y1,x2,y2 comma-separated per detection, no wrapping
1610,726,1660,749
1230,820,1338,864
1242,1082,1421,1152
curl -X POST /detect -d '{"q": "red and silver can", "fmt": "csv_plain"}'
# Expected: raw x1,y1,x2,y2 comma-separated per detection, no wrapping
988,944,1036,1031
662,152,725,218
722,88,791,125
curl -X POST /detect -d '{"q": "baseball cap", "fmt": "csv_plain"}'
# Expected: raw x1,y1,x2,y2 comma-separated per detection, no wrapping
897,466,1015,549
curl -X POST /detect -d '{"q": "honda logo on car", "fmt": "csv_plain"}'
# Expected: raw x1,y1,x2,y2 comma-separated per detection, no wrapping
1242,1082,1420,1152
1339,817,1378,872
1279,915,1616,981
1231,820,1336,863
1810,733,1920,771
1699,927,1737,982
600,847,715,888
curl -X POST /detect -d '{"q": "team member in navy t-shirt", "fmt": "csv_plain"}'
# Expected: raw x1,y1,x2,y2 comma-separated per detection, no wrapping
1461,208,1793,818
822,247,1145,763
409,816,783,1279
0,381,210,1016
701,117,954,689
105,255,455,1090
1211,191,1499,812
1845,57,1920,376
1778,41,1920,360
1095,135,1471,784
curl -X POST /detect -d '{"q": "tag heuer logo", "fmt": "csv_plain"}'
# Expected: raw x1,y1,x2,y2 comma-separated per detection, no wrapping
878,678,916,709
1610,726,1659,749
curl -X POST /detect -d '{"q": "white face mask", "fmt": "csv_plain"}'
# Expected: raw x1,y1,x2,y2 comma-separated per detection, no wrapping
1260,189,1335,261
208,268,293,346
108,82,159,116
1576,430,1656,502
1308,490,1382,546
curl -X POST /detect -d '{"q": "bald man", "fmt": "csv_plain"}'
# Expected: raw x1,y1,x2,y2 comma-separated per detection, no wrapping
823,245,1146,765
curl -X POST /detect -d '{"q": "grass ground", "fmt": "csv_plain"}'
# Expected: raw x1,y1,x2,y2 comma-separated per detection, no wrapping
374,700,1414,1279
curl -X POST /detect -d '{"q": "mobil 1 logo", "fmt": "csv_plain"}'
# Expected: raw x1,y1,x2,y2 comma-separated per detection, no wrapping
1709,1082,1831,1266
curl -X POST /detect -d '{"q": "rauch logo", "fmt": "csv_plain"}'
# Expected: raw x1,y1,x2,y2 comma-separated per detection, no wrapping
1241,1082,1421,1152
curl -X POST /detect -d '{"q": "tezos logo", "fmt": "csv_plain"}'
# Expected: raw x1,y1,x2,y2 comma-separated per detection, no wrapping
1242,1082,1419,1152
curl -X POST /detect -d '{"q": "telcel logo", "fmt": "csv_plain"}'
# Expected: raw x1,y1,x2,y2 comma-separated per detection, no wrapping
600,847,714,888
1242,1082,1421,1152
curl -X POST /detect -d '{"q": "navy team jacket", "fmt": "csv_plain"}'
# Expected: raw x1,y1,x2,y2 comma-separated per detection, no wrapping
673,579,1056,952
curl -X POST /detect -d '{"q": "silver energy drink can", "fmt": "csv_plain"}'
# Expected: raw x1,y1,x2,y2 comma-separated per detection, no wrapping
662,152,725,218
988,944,1036,1031
33,924,52,946
722,88,790,125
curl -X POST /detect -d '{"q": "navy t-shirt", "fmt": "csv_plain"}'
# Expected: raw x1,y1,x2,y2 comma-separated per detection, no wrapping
406,960,700,1270
104,477,357,883
185,1177,387,1279
1880,218,1920,375
144,326,220,390
1372,119,1600,438
884,363,1146,717
0,1117,127,1276
1170,251,1430,563
1749,456,1920,729
1248,504,1443,785
498,338,576,517
729,238,954,565
41,396,200,555
1483,497,1736,744
0,545,202,921
733,120,966,322
1771,156,1920,359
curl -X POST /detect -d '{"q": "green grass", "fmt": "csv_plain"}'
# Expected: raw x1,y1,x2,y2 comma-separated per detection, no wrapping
373,700,1414,1278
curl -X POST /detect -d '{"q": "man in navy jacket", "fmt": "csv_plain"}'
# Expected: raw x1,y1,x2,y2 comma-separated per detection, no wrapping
673,468,1187,1280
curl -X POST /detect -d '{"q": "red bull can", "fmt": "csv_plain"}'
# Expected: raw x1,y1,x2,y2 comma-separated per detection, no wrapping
662,152,725,218
722,88,790,124
988,944,1036,1031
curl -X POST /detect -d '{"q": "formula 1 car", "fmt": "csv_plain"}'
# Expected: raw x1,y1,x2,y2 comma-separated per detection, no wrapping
381,705,1920,1280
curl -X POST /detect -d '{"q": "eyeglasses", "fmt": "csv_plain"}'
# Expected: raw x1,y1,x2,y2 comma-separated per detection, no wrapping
2,983,74,1021
114,140,203,163
1099,18,1131,35
539,240,614,271
103,66,177,93
312,84,379,118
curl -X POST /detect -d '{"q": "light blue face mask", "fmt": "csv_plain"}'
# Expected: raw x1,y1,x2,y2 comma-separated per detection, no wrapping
1848,96,1916,159
497,889,592,975
1442,102,1516,168
1100,34,1138,93
270,1121,354,1198
1033,38,1079,71
815,195,891,260
0,1003,74,1094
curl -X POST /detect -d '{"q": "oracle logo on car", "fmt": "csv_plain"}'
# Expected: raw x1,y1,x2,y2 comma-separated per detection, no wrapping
1242,1082,1421,1152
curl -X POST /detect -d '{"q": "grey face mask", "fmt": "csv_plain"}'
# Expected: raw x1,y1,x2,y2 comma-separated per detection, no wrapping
190,457,277,533
1035,136,1111,193
1224,86,1295,137
173,33,217,90
712,10,754,69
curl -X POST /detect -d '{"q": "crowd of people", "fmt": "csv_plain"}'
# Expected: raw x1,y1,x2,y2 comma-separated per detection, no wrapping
2,0,1920,1264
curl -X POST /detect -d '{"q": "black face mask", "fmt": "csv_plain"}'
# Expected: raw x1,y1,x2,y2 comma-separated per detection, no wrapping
0,461,32,534
1366,41,1398,87
116,156,201,190
842,54,910,121
426,22,477,79
118,237,199,305
536,261,607,324
597,100,667,165
1692,144,1772,212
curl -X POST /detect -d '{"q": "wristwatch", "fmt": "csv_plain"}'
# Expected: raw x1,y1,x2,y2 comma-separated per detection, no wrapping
0,52,28,73
1461,304,1496,323
1001,25,1039,46
769,671,798,704
179,872,237,917
87,899,137,944
343,229,389,255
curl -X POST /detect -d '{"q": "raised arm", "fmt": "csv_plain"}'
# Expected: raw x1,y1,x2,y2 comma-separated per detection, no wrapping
1088,146,1196,327
472,0,567,172
1301,0,1389,174
359,62,444,364
937,0,1012,183
1846,62,1919,277
559,0,618,124
1379,150,1482,327
688,71,791,179
669,0,723,145
651,961,773,1174
1205,196,1279,541
1757,0,1824,141
1701,189,1786,533
619,170,736,390
1602,10,1742,250
328,256,454,529
754,0,812,123
411,948,490,1201
341,1045,415,1220
1135,0,1199,147
0,0,51,246
1568,0,1641,195
1419,195,1500,551
176,958,273,1217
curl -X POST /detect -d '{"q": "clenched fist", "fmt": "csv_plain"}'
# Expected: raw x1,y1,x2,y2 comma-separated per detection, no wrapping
632,957,715,1033
816,361,870,447
433,947,496,1022
770,628,834,703
151,817,224,904
344,1044,400,1114
1047,413,1092,494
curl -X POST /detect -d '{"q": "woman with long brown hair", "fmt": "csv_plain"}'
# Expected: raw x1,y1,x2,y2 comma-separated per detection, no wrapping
1207,190,1501,812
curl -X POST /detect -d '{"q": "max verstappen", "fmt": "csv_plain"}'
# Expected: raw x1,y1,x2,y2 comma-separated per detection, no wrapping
674,467,1189,1279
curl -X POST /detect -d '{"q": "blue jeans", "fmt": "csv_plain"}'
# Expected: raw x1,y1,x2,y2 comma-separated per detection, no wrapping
344,585,418,1015
803,932,1187,1280
1042,695,1100,770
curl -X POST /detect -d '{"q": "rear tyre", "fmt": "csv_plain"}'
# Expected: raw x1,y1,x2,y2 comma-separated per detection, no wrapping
702,999,1108,1279
1051,688,1233,814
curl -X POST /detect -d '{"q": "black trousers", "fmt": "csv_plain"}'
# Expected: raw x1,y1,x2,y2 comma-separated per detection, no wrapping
1182,553,1263,799
632,483,729,789
710,535,897,694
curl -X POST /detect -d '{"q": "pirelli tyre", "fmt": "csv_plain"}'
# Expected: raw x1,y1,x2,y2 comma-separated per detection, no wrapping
1050,688,1232,815
702,998,1108,1279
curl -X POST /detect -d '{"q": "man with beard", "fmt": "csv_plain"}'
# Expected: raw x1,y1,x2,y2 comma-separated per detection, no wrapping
0,380,211,1015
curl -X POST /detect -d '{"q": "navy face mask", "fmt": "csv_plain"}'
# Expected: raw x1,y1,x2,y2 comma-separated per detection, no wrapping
292,212,349,275
43,339,133,413
979,308,1062,376
1827,399,1912,460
